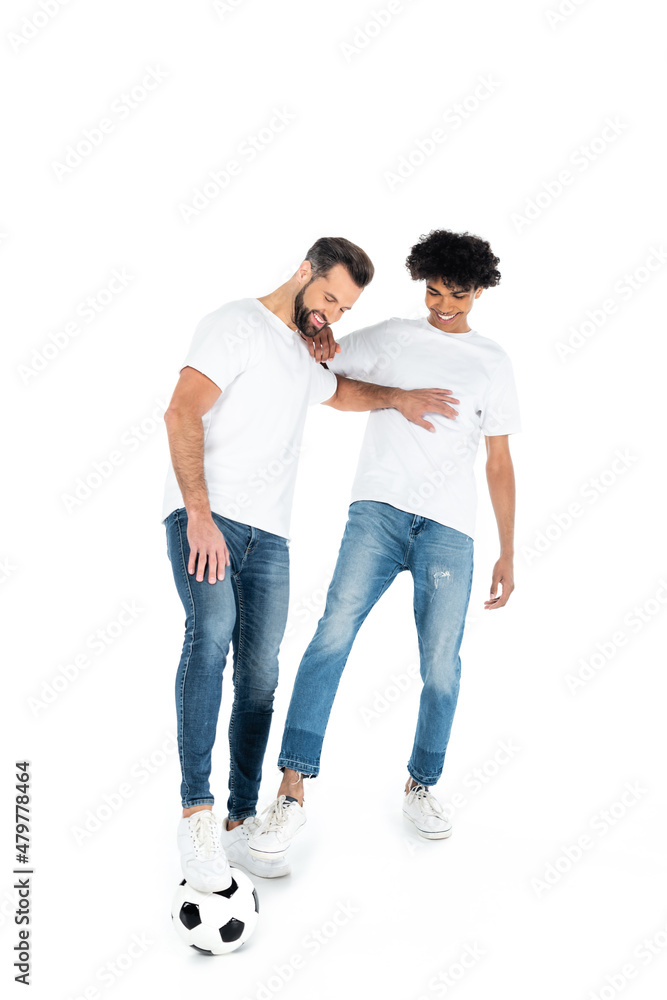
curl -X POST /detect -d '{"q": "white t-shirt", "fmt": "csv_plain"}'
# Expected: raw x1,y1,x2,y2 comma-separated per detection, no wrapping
161,298,337,538
326,316,521,540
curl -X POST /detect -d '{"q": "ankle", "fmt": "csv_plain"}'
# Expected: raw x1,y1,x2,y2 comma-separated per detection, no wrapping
278,786,304,806
278,768,304,805
405,777,425,794
182,804,213,818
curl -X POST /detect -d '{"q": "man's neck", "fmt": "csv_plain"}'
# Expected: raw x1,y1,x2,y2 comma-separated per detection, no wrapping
258,284,297,331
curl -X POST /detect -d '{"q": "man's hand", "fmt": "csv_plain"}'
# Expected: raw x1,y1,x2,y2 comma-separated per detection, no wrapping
187,515,230,584
395,387,460,430
484,555,514,609
300,325,340,363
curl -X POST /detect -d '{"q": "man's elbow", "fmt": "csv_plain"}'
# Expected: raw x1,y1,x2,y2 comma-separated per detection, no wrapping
323,376,344,409
164,403,199,428
486,455,514,477
164,405,180,427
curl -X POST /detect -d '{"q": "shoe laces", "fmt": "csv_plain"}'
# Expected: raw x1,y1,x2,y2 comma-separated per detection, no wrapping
189,810,221,858
407,784,445,818
242,815,262,837
260,794,295,834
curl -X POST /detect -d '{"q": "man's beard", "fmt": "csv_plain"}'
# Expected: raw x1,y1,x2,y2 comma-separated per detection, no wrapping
293,283,320,337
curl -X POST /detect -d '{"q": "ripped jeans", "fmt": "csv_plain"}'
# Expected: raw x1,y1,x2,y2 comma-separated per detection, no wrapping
278,501,474,786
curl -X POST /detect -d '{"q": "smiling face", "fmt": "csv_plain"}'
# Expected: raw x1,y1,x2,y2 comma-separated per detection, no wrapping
425,277,483,334
293,263,363,337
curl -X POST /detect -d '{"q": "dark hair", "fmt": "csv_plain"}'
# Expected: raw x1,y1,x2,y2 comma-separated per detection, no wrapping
305,236,374,288
406,230,501,290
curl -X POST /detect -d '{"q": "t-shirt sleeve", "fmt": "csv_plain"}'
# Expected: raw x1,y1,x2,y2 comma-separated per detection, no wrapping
180,307,255,392
309,363,338,405
481,355,522,435
325,322,388,381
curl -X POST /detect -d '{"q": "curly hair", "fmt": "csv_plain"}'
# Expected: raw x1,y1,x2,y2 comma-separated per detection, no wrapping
406,230,501,289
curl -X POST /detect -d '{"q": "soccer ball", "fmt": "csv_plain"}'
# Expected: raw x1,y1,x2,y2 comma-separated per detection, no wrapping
171,870,259,955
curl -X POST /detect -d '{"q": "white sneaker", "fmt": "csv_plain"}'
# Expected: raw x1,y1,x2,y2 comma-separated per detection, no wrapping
403,784,452,840
221,816,291,879
247,795,306,860
177,809,233,891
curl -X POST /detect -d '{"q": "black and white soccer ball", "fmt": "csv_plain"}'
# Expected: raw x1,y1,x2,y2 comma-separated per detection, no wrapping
171,871,259,955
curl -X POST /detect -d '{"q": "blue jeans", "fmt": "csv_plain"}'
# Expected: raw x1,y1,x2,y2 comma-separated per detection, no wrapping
278,501,474,786
165,508,289,818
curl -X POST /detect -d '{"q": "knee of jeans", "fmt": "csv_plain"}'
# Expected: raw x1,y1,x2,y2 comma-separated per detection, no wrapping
309,619,356,657
238,659,279,697
321,591,369,633
190,619,233,656
243,682,278,709
422,660,460,695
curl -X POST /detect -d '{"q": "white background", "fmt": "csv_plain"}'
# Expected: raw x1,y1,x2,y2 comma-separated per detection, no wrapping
2,0,666,997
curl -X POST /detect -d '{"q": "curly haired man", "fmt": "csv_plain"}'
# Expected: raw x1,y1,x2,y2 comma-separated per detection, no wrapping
247,229,521,861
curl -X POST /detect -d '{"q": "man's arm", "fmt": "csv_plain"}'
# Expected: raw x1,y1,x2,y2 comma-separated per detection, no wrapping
163,366,230,584
323,373,459,431
484,434,516,609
